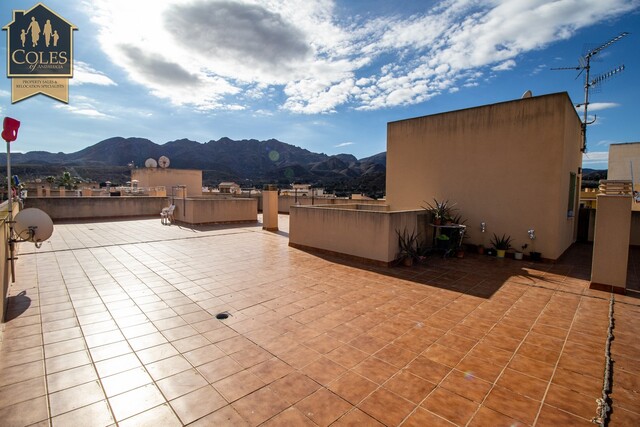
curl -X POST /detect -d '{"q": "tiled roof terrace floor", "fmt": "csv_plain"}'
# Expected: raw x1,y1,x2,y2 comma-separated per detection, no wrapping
1,215,638,426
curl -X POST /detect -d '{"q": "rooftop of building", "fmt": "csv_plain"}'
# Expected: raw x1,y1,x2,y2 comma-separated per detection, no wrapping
1,215,638,426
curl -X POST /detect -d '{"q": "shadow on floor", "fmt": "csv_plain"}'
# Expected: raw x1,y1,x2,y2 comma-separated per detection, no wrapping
4,290,31,321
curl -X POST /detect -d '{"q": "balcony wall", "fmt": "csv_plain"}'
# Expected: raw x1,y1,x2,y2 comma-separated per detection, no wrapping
172,197,257,225
24,197,167,220
289,204,421,266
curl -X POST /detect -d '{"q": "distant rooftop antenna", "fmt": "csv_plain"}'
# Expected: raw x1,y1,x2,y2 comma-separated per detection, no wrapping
551,32,628,153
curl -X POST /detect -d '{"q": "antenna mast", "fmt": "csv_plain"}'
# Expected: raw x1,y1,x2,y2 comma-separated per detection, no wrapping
552,32,628,152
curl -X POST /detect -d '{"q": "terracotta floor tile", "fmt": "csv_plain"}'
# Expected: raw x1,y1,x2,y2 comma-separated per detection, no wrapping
0,347,43,370
49,380,105,417
117,403,182,427
483,385,540,425
422,342,466,367
277,344,321,369
507,353,555,382
495,368,548,401
405,355,451,384
436,332,477,353
551,367,601,397
182,343,225,367
216,335,256,355
189,405,249,427
467,340,514,366
384,369,435,404
84,330,125,348
326,344,370,369
146,354,193,381
401,407,455,426
109,383,166,422
535,403,594,426
247,357,293,384
328,371,378,405
269,372,321,405
468,406,523,427
129,332,169,351
348,334,388,354
302,356,347,386
358,388,415,426
353,356,399,384
608,405,640,427
440,369,492,403
94,353,141,378
102,367,153,397
544,383,598,420
88,340,132,362
610,386,640,415
0,376,46,409
373,343,418,368
295,388,352,426
136,343,179,365
455,353,504,383
0,395,49,427
516,342,560,366
197,355,244,383
331,408,385,426
170,385,227,424
229,346,272,369
232,386,290,425
51,400,114,427
262,407,315,426
47,364,98,393
213,369,265,402
421,387,478,425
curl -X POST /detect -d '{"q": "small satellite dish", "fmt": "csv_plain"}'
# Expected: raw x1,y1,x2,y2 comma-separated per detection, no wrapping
145,158,158,168
521,90,533,99
158,156,170,168
14,208,54,246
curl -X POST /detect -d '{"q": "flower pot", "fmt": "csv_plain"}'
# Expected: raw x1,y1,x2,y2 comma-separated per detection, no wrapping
496,249,506,258
402,257,414,267
477,245,485,255
530,251,542,261
456,249,464,258
514,252,523,260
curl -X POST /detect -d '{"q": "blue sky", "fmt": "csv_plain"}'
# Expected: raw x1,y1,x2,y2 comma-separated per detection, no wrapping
1,0,639,169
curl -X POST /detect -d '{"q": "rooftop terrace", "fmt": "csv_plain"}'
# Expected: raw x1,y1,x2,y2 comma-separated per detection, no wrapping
1,215,638,426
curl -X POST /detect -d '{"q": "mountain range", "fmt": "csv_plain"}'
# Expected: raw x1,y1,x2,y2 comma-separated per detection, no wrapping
1,137,387,196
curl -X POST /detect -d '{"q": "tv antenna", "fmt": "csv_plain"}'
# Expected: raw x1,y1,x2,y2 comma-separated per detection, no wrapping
551,32,628,152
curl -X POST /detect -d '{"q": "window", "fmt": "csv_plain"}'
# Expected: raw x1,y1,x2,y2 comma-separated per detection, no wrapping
567,172,577,217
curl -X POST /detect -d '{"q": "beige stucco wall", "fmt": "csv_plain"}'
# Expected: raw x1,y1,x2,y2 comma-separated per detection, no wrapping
608,142,640,212
25,197,167,220
132,168,202,198
289,205,421,264
386,92,582,260
173,198,257,225
591,195,632,290
1,201,20,322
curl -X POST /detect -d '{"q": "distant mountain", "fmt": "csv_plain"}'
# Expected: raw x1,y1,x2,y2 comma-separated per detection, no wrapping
1,137,387,196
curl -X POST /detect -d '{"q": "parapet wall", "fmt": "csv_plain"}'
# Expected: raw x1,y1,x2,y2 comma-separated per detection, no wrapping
289,204,420,265
24,197,167,220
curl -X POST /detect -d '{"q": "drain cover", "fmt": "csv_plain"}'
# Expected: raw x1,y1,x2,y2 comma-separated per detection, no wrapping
216,312,229,320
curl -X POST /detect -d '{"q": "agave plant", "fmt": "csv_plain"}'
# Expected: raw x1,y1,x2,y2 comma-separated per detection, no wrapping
490,233,513,250
423,198,457,223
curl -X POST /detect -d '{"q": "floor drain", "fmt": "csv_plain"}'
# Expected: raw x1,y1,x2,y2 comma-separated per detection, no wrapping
216,312,229,320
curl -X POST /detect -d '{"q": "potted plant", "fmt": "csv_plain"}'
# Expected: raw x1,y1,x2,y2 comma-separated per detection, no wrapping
527,229,541,261
514,243,527,260
397,229,418,266
490,233,512,258
423,198,457,225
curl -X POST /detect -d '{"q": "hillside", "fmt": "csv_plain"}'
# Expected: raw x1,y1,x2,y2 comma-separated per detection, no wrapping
0,137,387,197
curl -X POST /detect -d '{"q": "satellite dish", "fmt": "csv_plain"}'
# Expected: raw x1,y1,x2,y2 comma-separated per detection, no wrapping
14,208,54,246
158,156,170,168
521,90,533,99
145,158,158,168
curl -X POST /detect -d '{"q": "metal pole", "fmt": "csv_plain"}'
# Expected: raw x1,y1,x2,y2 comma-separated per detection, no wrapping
582,56,591,153
6,140,15,282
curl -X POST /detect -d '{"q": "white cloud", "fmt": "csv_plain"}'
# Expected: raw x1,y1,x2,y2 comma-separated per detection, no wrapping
335,141,354,148
576,102,620,112
492,60,516,71
55,95,113,118
71,61,117,86
582,151,608,164
82,0,638,114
